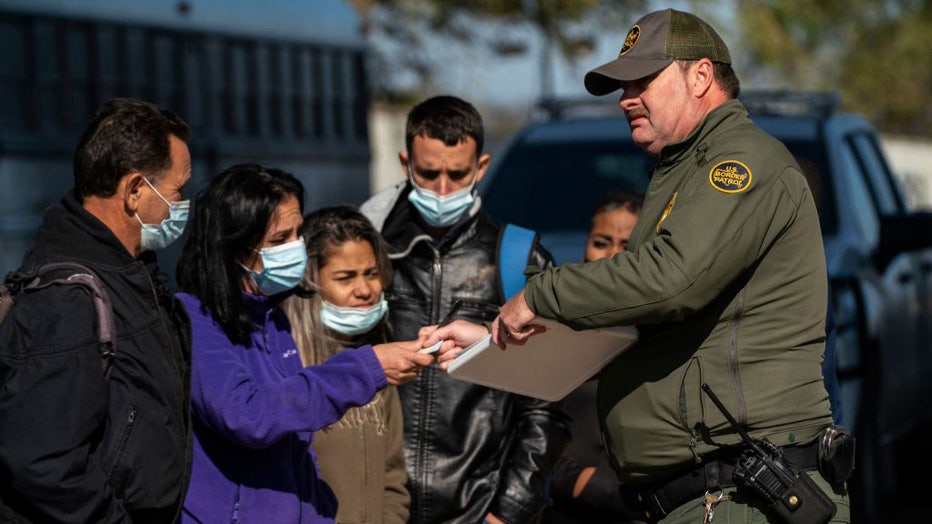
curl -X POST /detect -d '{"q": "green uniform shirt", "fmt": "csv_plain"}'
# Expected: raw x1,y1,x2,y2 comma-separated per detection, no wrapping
525,100,833,483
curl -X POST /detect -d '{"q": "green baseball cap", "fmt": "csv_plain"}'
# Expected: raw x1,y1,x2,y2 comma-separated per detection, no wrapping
585,8,732,96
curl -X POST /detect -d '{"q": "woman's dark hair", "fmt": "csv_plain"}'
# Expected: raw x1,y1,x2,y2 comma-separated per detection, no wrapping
303,206,393,291
592,190,644,220
177,163,305,345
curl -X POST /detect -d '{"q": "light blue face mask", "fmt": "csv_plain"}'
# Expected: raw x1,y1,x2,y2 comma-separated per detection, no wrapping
320,295,389,336
243,238,308,296
407,171,477,228
136,177,189,251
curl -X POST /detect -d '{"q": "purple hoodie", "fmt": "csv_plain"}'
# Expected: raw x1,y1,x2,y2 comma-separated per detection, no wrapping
177,292,386,524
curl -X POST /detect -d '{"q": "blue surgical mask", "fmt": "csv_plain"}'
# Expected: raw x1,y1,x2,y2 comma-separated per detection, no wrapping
136,178,189,251
242,238,308,296
407,171,477,228
320,295,389,336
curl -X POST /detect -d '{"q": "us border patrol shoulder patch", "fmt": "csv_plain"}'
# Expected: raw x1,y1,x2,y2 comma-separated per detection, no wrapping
708,160,752,193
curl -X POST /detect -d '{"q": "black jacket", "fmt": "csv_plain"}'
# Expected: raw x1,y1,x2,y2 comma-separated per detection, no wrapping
361,183,571,524
541,381,637,524
0,191,192,523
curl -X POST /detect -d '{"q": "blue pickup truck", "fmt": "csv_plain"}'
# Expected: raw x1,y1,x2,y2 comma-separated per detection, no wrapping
480,92,932,523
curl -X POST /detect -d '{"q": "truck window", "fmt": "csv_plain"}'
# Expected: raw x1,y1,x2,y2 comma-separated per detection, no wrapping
847,133,904,214
483,141,651,231
839,138,881,248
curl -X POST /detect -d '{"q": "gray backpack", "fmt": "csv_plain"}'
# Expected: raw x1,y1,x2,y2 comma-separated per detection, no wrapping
0,262,117,377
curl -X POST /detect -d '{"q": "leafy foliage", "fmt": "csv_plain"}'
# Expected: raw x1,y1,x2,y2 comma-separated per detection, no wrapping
354,0,931,136
349,0,644,102
726,0,931,135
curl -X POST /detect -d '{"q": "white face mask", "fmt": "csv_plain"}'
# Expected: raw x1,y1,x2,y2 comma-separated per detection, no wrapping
319,295,389,336
136,177,189,251
406,169,478,228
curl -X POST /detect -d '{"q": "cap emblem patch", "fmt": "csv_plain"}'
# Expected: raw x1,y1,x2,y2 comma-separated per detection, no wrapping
620,25,640,56
709,160,752,193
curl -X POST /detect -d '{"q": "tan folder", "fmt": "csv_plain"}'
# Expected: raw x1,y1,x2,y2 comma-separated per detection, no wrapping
447,318,638,401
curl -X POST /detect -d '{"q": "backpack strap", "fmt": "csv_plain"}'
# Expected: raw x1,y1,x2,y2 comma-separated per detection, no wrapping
8,262,117,377
0,282,13,324
497,224,538,302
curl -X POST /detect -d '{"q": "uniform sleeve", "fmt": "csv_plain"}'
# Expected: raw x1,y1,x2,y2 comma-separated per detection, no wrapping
491,243,572,523
0,287,129,523
185,300,387,449
526,167,807,329
381,386,411,524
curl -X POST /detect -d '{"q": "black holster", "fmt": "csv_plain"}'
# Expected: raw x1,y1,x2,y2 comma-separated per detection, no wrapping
733,438,836,524
818,425,856,487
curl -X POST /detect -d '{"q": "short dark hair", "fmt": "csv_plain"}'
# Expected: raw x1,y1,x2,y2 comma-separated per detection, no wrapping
675,60,741,99
177,163,305,346
714,62,741,99
73,98,192,199
405,95,484,157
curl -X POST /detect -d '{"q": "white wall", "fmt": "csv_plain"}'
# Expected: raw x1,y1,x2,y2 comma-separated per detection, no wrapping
882,135,932,211
369,104,408,195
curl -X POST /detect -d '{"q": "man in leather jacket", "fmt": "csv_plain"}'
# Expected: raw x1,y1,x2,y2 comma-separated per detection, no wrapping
361,95,570,524
0,98,193,523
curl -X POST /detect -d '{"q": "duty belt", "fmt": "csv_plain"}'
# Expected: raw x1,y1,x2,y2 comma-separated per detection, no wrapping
618,439,820,523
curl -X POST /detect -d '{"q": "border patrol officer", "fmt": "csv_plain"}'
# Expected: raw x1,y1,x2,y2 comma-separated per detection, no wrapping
430,8,850,524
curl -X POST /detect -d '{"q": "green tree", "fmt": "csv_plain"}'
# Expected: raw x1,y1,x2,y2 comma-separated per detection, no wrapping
349,0,644,103
725,0,932,136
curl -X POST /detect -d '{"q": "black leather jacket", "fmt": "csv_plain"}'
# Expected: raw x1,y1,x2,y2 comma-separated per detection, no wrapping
362,183,571,524
0,191,192,523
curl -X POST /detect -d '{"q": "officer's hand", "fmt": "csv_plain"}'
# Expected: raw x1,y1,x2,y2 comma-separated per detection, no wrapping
494,289,544,349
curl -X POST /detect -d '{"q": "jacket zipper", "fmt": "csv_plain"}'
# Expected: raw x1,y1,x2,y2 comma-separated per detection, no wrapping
140,262,185,398
231,484,241,524
140,262,191,522
728,288,748,425
430,247,443,324
105,406,137,480
414,247,443,524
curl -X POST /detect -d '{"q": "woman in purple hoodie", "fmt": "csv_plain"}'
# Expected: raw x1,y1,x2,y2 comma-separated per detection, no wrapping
175,164,434,523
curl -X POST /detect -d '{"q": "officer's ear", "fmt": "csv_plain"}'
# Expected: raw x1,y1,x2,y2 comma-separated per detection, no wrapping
691,58,714,98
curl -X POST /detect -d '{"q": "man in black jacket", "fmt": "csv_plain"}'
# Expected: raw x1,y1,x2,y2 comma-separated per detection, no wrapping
0,98,193,523
361,95,570,524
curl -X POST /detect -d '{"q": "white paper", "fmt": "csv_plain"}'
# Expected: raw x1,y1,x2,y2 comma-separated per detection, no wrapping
418,339,444,355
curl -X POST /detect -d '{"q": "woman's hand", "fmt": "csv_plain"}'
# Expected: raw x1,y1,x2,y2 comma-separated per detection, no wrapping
372,340,436,385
